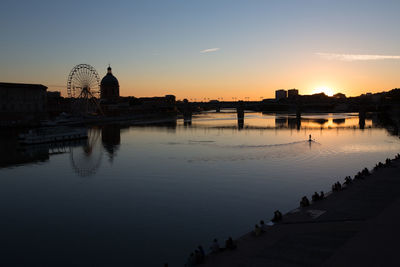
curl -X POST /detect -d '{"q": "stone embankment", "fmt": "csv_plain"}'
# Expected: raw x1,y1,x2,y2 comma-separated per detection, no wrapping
201,155,400,267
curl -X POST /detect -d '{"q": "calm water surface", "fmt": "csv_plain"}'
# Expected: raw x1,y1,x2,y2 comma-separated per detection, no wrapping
1,112,399,266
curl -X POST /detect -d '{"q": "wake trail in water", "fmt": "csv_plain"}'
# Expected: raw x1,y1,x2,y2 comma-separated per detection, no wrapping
186,139,329,163
233,140,320,149
188,140,216,143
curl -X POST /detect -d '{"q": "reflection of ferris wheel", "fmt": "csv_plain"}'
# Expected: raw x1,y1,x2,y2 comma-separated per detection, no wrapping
70,128,103,177
67,64,102,114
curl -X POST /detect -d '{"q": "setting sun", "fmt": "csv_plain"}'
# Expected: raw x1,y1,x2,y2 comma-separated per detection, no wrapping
312,86,335,96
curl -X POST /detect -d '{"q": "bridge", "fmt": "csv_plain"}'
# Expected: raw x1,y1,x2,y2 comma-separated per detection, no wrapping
176,99,395,131
188,100,261,112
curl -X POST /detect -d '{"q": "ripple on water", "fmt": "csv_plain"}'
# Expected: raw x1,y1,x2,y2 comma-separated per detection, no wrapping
186,140,339,165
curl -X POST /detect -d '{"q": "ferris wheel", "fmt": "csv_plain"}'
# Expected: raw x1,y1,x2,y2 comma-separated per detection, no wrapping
67,64,102,114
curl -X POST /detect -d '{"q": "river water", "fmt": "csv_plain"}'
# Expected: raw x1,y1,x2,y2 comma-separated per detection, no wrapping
0,112,399,266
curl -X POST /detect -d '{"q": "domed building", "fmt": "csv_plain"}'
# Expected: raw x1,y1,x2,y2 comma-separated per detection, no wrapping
100,66,119,103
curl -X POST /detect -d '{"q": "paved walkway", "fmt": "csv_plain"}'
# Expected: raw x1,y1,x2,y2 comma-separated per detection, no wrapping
203,158,400,266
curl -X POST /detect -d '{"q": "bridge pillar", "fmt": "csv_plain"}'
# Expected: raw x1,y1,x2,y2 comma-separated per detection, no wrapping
359,107,366,129
294,103,302,130
183,99,192,124
296,106,301,119
237,101,244,129
238,119,244,130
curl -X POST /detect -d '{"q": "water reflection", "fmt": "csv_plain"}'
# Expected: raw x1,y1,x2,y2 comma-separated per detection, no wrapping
102,125,121,162
238,118,244,130
333,118,346,125
189,112,381,131
70,122,178,176
0,132,82,169
0,112,400,266
310,118,328,125
275,117,287,127
0,136,49,167
288,117,301,130
1,113,399,173
70,128,103,177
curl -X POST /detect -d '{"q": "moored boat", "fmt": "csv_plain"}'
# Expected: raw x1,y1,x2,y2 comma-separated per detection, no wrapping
18,127,88,145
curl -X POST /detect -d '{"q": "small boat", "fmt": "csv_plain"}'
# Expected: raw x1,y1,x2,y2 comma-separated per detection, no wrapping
18,127,88,145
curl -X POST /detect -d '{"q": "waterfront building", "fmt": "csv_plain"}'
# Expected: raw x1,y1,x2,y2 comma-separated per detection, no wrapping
139,95,176,104
275,89,287,100
47,91,61,98
0,82,47,124
333,93,346,99
100,66,120,103
136,95,177,113
371,94,382,103
288,88,299,99
47,91,72,116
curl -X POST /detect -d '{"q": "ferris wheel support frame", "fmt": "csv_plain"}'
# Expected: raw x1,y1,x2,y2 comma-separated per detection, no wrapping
67,64,103,115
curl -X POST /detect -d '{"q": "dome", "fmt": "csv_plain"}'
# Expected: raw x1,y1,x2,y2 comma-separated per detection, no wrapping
100,66,119,87
100,66,120,102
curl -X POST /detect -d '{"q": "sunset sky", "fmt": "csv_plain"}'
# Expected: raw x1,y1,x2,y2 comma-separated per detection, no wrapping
1,0,399,100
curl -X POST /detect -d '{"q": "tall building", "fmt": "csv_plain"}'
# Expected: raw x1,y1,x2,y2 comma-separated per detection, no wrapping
100,66,119,103
275,89,287,100
288,88,299,98
0,82,47,123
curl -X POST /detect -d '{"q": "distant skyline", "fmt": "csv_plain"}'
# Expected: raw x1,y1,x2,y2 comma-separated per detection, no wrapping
1,0,400,100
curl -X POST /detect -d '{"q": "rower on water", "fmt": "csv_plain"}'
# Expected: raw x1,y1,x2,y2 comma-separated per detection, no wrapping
309,134,312,142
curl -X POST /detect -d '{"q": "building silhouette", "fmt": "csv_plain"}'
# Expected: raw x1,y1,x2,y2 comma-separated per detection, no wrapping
0,82,47,125
288,89,299,99
100,66,120,103
275,89,287,100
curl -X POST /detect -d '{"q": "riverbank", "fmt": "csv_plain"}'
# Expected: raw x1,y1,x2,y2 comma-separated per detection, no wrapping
0,112,178,129
203,156,400,266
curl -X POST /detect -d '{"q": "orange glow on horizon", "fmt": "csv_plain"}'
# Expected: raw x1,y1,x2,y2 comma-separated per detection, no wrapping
50,80,395,101
49,63,398,100
311,86,335,97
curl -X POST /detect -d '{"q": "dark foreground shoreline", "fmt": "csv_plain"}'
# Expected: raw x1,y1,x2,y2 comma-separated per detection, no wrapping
202,157,400,267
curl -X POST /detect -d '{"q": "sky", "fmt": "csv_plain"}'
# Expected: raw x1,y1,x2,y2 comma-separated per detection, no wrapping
1,0,400,100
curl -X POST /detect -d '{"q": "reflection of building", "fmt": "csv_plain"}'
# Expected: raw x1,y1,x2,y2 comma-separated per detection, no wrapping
101,125,121,162
0,82,47,124
100,66,120,103
333,118,346,125
311,118,328,125
275,89,287,100
288,117,301,130
275,117,288,127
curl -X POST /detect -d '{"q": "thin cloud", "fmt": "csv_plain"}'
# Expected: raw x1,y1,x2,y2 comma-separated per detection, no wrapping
316,52,400,61
200,48,220,53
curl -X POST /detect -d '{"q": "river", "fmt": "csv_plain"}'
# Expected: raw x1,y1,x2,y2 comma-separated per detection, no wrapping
0,112,399,266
